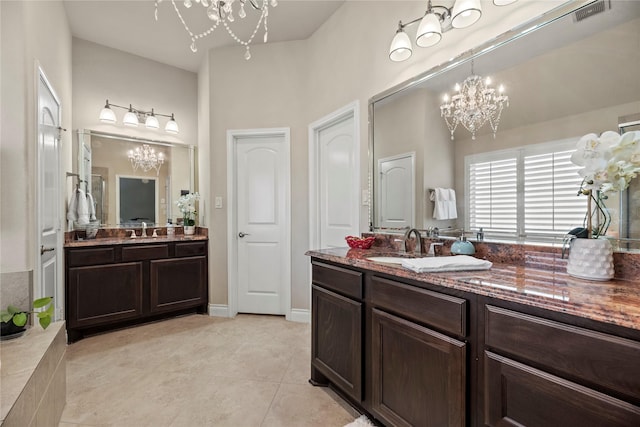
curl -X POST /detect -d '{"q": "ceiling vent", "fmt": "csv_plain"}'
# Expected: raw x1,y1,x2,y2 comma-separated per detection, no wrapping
574,0,611,22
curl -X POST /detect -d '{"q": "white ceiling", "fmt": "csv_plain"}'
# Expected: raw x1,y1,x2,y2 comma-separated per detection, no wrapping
63,0,345,73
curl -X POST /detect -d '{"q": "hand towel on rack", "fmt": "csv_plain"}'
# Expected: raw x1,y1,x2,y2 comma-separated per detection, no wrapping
86,192,97,221
67,188,90,225
401,255,492,273
430,188,458,220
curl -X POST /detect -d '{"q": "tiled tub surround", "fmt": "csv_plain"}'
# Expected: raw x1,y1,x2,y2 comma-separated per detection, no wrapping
0,322,66,427
307,240,640,331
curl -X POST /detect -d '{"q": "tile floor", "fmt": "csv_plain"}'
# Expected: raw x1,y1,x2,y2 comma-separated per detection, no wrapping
59,314,359,427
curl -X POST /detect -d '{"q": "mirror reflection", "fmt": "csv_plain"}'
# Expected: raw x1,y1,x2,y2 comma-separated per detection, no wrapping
371,1,640,244
73,130,195,228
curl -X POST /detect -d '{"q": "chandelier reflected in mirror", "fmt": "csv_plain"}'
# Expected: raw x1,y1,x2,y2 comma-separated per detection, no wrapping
155,0,278,60
128,144,165,176
440,63,509,140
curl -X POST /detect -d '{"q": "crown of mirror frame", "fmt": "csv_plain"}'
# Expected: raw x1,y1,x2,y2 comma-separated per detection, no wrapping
154,0,278,60
389,0,518,62
99,100,179,134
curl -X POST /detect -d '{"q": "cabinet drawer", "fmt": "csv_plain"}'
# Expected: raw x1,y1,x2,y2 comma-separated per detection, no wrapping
67,247,115,267
485,305,640,403
312,261,362,300
370,276,467,337
122,244,169,261
175,241,207,257
484,351,640,427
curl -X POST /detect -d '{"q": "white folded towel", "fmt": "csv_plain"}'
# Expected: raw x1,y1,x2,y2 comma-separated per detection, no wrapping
67,189,79,222
430,188,458,220
401,255,492,273
86,192,97,221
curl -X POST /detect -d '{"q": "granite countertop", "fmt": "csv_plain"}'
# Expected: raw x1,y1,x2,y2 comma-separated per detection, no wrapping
65,234,208,248
306,247,640,332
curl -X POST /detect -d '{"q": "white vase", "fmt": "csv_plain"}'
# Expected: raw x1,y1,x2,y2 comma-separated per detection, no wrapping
184,225,196,236
567,237,614,281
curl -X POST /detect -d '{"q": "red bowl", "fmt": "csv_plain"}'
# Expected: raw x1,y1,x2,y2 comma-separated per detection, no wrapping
345,236,376,249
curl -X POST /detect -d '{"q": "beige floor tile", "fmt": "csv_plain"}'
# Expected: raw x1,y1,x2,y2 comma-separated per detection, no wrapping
60,314,358,427
262,383,355,427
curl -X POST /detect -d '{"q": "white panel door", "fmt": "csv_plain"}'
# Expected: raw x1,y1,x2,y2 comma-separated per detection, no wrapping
318,115,358,248
377,152,415,229
236,135,289,315
38,70,61,318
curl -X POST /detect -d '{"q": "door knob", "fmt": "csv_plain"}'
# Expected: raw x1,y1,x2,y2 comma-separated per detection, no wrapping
40,245,55,255
238,232,250,238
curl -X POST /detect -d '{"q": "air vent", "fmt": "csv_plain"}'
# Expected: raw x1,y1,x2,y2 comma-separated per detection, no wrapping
574,0,611,22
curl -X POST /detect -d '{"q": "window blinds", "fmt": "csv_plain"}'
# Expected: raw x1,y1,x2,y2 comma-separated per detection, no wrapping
467,140,587,242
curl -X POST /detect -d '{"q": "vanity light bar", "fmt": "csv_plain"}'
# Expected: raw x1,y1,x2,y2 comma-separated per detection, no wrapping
99,100,179,134
389,0,518,62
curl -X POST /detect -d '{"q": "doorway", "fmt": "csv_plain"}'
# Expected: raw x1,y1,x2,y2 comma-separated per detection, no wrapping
37,66,62,319
116,176,158,226
377,152,416,229
309,101,360,250
227,128,291,317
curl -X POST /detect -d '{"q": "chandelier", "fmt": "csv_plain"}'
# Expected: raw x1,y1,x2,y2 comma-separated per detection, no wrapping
128,144,165,175
100,100,179,134
155,0,278,60
389,0,518,62
439,63,509,140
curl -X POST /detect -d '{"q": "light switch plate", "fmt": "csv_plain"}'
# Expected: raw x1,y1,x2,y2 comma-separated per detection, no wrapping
215,196,223,209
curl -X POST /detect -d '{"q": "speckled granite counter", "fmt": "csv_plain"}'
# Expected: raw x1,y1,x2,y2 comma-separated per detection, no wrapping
64,234,208,248
64,226,208,248
306,246,640,331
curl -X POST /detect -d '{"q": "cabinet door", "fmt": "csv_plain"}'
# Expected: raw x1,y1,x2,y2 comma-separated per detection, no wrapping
67,262,143,328
149,256,207,314
371,308,466,427
312,285,362,401
484,351,640,427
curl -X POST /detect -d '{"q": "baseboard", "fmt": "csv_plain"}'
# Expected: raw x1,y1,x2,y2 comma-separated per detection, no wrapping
287,308,310,323
209,304,230,317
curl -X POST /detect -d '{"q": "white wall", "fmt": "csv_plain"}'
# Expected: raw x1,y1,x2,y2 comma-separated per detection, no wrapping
204,0,568,312
0,0,72,274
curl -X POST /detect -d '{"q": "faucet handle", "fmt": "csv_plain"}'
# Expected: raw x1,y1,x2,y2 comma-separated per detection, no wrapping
427,242,444,257
129,230,137,239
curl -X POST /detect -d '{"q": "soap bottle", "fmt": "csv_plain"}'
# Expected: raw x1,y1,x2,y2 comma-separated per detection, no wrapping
166,220,175,237
451,231,475,255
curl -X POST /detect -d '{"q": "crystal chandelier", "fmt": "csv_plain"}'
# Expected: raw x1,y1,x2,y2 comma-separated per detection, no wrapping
440,63,509,140
155,0,278,60
128,144,165,175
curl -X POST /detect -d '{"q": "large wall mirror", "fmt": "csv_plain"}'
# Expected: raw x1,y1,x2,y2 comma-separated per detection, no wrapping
74,130,195,228
370,0,640,249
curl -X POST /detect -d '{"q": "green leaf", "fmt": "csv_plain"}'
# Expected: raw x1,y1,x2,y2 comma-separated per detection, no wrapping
13,312,28,327
7,305,21,314
1,311,13,323
39,315,51,330
33,296,52,309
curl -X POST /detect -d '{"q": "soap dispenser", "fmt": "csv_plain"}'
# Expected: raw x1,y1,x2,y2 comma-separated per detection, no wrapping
451,231,475,255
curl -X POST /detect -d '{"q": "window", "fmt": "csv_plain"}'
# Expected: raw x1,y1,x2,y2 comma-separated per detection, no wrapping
465,139,587,242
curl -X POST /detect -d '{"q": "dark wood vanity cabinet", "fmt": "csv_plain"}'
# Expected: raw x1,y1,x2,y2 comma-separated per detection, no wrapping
310,257,640,427
65,240,208,342
311,261,364,402
482,303,640,427
369,276,467,427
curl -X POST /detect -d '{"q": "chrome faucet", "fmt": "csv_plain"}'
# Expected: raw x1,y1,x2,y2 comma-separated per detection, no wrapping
141,222,147,237
403,228,423,255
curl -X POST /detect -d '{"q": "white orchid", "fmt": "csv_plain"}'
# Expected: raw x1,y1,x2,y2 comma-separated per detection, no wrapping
176,192,200,226
572,131,640,194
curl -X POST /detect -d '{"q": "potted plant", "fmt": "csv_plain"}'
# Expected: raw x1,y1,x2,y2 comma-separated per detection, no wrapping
176,192,200,235
0,297,54,340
